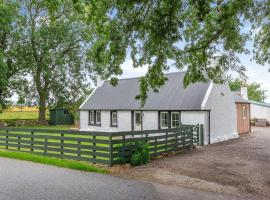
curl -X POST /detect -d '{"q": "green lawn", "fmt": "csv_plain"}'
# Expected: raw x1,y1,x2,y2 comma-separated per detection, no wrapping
0,150,107,173
0,111,49,120
0,125,110,164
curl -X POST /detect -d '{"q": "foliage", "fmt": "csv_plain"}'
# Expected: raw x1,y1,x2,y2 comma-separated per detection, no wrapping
130,142,150,166
0,150,107,173
14,0,93,123
76,0,254,105
115,142,150,166
252,0,270,71
229,78,267,102
0,1,27,110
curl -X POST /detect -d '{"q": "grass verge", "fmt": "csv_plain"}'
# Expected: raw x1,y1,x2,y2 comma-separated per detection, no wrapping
0,150,107,174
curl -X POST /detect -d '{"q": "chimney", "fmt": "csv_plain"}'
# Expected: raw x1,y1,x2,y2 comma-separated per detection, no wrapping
240,87,248,100
96,75,104,87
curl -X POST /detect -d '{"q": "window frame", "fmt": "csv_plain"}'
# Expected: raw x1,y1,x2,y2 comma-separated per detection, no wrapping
171,112,180,128
160,112,169,129
96,110,101,125
135,112,142,126
89,110,95,125
111,111,118,127
89,110,101,126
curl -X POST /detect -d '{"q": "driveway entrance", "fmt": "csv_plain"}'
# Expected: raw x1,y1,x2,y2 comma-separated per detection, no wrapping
115,127,270,199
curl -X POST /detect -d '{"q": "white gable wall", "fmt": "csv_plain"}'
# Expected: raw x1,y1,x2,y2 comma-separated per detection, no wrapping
250,103,270,122
204,84,238,143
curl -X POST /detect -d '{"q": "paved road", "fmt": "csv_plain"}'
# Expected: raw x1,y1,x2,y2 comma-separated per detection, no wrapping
0,157,251,200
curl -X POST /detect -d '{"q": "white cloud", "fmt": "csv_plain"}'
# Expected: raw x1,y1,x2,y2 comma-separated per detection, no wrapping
119,59,148,79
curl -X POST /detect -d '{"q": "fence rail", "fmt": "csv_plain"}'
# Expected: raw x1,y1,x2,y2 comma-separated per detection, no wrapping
0,124,203,166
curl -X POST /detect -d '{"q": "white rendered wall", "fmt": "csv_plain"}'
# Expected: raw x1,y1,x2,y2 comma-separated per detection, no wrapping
181,111,208,145
142,111,159,130
250,104,270,122
79,110,132,132
204,84,238,144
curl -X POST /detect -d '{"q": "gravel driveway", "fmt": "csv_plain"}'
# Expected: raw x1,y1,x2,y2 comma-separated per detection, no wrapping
114,127,270,199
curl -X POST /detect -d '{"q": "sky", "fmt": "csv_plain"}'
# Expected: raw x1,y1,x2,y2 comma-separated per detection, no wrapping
119,55,270,103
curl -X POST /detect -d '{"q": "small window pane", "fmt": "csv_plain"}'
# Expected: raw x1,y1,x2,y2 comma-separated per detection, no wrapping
171,112,180,128
96,111,101,124
160,112,168,128
111,111,117,126
89,111,95,124
135,112,141,125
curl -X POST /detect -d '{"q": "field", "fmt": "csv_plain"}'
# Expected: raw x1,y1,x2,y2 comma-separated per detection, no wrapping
0,106,49,120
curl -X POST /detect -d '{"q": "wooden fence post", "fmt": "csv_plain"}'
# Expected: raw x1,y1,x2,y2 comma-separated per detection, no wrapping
60,133,64,156
44,138,48,154
93,135,96,164
165,131,168,152
18,136,21,150
31,131,34,152
77,140,81,159
200,124,204,146
6,130,8,150
109,135,113,167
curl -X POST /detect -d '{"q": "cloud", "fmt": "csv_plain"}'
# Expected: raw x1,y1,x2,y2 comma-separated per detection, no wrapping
119,59,148,79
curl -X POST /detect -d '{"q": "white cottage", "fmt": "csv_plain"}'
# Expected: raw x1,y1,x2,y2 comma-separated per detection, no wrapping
79,72,238,145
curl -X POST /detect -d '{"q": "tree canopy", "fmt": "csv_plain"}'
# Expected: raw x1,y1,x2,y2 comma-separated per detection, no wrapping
0,1,26,111
1,0,270,120
74,0,269,105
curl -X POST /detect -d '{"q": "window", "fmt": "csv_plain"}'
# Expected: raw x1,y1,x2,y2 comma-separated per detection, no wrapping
135,112,142,126
89,111,95,124
96,111,101,124
89,110,101,125
242,105,247,119
111,111,118,127
171,112,180,128
160,112,168,129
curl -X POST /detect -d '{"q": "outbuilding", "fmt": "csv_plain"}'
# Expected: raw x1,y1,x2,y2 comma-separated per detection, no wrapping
79,72,238,145
49,109,74,125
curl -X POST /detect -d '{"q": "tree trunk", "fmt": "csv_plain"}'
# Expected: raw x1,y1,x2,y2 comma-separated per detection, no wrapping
38,94,47,124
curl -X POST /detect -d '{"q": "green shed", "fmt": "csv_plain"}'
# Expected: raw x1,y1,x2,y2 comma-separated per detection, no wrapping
49,109,74,125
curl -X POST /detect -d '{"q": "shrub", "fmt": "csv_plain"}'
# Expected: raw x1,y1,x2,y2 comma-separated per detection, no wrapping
130,142,150,166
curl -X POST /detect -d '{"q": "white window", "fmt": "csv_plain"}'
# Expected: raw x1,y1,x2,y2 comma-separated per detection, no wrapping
96,111,101,124
89,111,95,124
242,105,247,119
171,112,180,128
160,112,168,129
111,111,117,126
135,112,142,126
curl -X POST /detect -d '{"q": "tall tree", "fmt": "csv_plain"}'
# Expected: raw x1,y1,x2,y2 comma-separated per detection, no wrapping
229,78,267,102
18,0,91,123
0,1,25,111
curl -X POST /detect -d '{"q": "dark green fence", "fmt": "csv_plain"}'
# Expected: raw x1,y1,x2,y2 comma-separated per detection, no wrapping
0,124,203,166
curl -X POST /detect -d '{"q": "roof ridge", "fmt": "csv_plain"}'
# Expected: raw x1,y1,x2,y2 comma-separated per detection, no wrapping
105,71,186,82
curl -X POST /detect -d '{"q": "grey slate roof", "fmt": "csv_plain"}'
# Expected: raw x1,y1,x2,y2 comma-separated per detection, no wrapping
80,72,211,110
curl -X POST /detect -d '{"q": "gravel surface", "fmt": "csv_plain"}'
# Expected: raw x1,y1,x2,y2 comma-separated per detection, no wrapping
115,127,270,199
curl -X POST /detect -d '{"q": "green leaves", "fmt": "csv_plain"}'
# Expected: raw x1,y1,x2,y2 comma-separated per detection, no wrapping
80,0,253,106
229,78,267,102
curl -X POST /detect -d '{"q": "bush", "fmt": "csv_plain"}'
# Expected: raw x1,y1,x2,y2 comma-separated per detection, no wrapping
130,142,150,166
